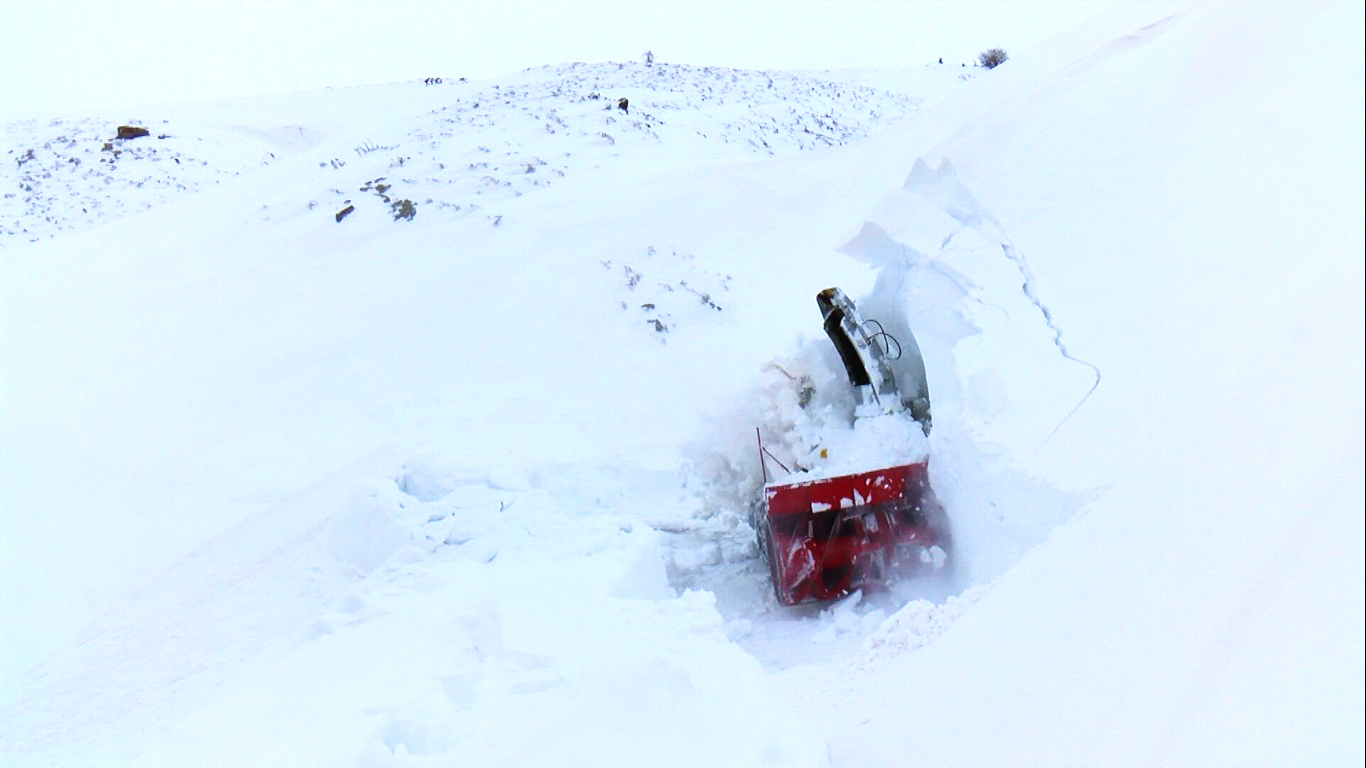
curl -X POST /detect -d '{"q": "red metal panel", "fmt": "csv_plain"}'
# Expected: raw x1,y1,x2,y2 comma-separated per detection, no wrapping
765,462,923,515
762,460,942,606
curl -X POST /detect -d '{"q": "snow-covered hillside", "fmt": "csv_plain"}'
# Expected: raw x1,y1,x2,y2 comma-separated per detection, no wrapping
2,61,955,247
2,3,1362,766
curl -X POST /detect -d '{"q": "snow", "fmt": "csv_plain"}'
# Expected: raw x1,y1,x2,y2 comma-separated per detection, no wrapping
2,3,1362,766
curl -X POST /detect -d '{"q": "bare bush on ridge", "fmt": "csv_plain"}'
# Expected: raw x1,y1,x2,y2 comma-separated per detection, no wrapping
979,48,1009,69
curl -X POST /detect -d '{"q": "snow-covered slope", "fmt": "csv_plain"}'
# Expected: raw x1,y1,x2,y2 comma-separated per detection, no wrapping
2,4,1362,766
2,61,953,247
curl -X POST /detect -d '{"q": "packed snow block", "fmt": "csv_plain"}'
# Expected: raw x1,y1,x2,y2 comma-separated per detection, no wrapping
116,125,150,140
608,531,673,600
319,487,415,577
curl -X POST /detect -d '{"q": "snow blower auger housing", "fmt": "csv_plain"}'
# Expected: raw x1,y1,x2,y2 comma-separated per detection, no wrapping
756,288,951,606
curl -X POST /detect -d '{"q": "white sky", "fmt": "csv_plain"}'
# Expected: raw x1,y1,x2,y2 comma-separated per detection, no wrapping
2,1,1117,118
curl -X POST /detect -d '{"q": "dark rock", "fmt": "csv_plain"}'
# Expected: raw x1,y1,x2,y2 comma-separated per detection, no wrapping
116,125,150,140
335,204,355,222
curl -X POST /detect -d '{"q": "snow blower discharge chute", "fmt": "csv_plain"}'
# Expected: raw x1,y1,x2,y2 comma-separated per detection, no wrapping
755,288,951,606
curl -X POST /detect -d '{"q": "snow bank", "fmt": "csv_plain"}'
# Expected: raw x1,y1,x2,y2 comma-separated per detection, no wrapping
794,3,1366,765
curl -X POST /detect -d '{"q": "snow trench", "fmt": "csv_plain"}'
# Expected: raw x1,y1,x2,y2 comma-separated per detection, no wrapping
669,156,1097,669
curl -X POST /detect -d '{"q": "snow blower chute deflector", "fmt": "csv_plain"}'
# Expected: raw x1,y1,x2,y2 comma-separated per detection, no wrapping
756,288,951,606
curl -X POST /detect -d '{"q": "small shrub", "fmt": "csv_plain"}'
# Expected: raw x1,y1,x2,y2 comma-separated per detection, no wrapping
391,199,416,221
978,48,1008,69
355,141,396,157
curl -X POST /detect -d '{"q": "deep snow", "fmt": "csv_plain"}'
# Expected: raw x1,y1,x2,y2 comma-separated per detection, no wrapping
2,3,1363,766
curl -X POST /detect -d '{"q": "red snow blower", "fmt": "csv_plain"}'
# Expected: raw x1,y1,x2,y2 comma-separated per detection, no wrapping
755,288,951,606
